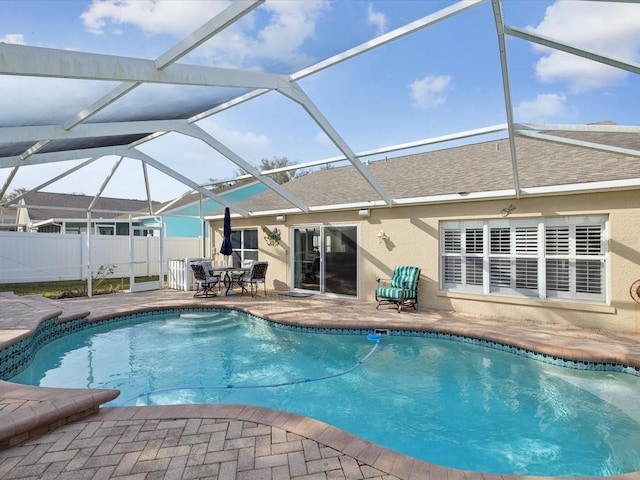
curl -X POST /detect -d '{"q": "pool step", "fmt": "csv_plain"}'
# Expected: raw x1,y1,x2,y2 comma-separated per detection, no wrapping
176,312,239,331
179,312,228,321
0,380,119,450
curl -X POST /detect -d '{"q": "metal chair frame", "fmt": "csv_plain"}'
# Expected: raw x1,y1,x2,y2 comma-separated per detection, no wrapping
190,263,221,298
375,265,421,313
238,261,269,297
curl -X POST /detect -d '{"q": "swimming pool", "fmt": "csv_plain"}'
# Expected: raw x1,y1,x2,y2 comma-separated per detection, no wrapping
8,309,640,477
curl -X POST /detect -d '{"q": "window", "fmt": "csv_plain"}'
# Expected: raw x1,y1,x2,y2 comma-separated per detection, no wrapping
230,228,258,266
441,216,607,302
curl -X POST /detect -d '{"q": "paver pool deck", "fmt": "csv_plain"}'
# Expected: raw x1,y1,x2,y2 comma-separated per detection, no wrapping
1,289,640,480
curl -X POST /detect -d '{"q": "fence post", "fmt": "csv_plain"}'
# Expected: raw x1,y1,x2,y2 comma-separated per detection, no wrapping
183,258,188,291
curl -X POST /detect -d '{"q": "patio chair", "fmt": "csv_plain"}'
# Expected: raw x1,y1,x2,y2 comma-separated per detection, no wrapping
230,259,255,283
375,265,421,313
190,263,221,298
237,261,269,297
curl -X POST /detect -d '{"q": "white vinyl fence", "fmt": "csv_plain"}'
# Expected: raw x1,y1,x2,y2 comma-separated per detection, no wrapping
0,231,204,285
167,257,235,291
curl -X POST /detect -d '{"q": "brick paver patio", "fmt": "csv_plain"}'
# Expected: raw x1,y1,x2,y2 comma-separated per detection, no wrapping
2,289,640,479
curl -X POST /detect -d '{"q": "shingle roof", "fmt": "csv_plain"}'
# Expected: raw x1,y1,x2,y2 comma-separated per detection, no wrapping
238,132,640,214
21,192,160,221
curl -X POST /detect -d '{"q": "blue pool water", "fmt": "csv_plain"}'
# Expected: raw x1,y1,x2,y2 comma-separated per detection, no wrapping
9,310,640,477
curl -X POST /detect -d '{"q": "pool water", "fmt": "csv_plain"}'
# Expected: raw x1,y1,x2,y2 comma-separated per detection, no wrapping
10,310,640,477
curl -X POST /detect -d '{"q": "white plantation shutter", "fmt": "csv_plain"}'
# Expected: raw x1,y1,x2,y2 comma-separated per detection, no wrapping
444,229,461,253
576,260,602,294
465,228,483,253
515,227,537,254
443,229,462,286
516,258,538,289
441,216,606,303
515,227,538,291
545,226,570,293
490,258,511,288
545,226,569,254
466,257,483,285
490,228,510,254
441,225,484,291
489,227,513,293
576,225,601,255
444,257,462,284
545,221,604,301
465,228,484,287
546,258,570,292
575,225,603,296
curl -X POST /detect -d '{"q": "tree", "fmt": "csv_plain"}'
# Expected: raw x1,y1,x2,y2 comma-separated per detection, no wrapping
206,178,231,190
235,156,308,185
1,187,26,204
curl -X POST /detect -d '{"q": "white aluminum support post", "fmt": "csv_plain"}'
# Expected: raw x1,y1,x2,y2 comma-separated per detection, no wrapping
87,211,92,297
129,215,135,293
200,195,206,258
491,0,520,198
159,220,165,289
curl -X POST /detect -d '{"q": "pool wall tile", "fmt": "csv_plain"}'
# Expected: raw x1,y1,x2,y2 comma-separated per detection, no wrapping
2,307,639,381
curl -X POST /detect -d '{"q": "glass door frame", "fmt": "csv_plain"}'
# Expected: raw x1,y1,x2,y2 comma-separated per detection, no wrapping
290,224,360,298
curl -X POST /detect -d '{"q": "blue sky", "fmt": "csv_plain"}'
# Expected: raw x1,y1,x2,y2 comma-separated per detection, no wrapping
1,0,639,201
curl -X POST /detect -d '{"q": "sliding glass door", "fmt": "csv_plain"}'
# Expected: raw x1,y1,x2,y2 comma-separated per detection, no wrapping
293,227,321,292
292,225,358,296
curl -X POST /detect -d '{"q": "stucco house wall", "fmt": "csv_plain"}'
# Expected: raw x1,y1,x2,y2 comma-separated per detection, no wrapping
210,188,640,334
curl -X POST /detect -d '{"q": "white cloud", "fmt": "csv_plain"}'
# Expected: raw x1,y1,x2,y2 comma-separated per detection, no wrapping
409,74,451,110
528,2,640,93
196,0,329,70
514,93,567,122
0,34,27,45
81,0,230,37
367,3,387,36
205,121,273,165
80,0,329,70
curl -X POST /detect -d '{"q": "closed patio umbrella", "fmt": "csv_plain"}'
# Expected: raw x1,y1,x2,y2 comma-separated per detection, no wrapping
220,206,233,259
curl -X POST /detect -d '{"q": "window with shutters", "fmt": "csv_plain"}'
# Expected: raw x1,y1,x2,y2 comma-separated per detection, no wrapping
441,216,606,303
545,221,605,301
441,222,484,293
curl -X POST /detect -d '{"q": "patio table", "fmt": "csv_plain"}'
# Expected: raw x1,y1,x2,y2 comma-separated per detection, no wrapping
210,266,250,296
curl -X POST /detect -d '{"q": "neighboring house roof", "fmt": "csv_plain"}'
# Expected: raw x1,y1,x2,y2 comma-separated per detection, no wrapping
155,181,265,216
236,129,640,215
20,192,160,222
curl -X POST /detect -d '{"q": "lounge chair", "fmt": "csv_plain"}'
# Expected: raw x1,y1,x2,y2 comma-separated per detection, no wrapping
190,263,221,298
237,261,269,297
375,265,421,312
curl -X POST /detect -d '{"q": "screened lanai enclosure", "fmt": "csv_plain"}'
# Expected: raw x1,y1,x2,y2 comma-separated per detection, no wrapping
0,0,639,289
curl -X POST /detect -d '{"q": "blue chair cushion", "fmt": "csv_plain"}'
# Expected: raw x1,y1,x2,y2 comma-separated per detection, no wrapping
390,265,420,290
376,287,417,299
